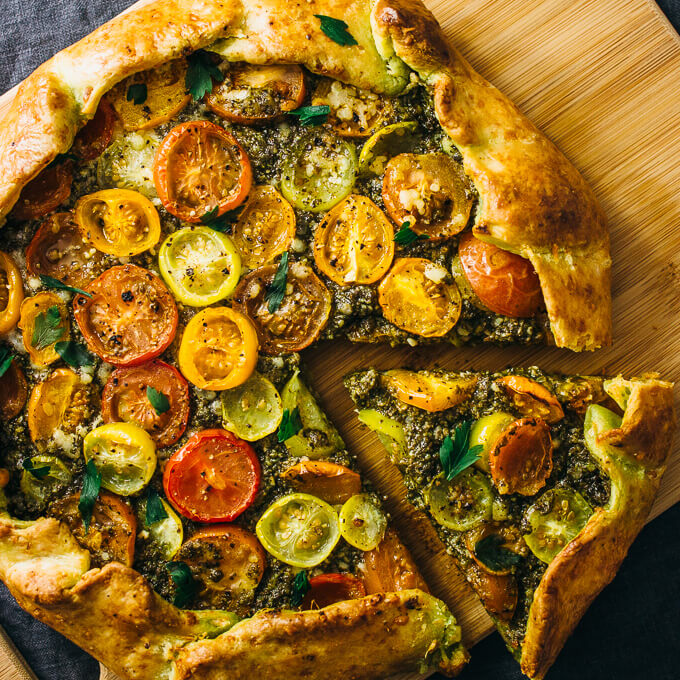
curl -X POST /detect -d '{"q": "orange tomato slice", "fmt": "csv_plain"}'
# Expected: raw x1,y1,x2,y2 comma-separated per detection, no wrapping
11,159,73,221
497,375,564,424
153,120,252,223
313,194,394,286
281,461,362,505
178,306,258,391
72,98,117,161
18,292,70,366
0,251,24,334
381,369,477,413
378,257,462,337
0,360,28,420
231,185,296,268
300,573,366,610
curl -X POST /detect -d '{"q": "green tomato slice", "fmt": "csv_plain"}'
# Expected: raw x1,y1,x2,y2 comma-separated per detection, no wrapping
159,226,241,306
83,423,157,496
281,129,356,212
281,371,344,459
339,493,387,551
470,412,515,473
358,121,419,176
97,131,160,198
137,496,184,560
20,455,72,506
524,487,593,564
427,468,494,532
255,493,340,568
357,408,406,462
221,371,283,442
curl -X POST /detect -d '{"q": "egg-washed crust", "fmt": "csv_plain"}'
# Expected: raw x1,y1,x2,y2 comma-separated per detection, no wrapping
0,0,610,351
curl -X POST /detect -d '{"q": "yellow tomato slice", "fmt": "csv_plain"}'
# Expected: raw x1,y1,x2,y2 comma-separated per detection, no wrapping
313,194,394,286
231,186,296,269
109,59,191,131
159,226,241,306
358,121,419,176
381,370,477,413
378,258,462,337
20,455,73,506
74,189,161,257
178,307,258,391
0,251,24,335
18,292,70,366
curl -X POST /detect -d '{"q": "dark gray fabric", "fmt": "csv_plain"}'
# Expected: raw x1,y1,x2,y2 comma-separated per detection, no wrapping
0,1,679,679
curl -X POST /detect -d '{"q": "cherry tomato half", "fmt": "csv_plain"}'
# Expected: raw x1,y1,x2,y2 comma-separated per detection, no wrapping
18,292,70,366
497,375,564,424
458,231,543,318
0,251,24,334
300,573,366,610
102,360,189,448
12,159,73,221
153,120,252,223
163,429,261,523
0,360,28,420
73,265,178,366
281,461,362,505
72,98,117,161
381,369,477,413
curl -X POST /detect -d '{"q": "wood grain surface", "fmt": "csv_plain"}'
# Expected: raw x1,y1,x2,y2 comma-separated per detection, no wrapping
1,0,679,678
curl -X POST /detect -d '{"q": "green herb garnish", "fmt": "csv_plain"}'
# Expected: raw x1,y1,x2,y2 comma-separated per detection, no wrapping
0,346,12,378
393,222,429,246
126,83,148,105
200,204,244,233
79,460,102,533
315,15,358,46
278,406,303,442
55,341,94,368
265,251,289,313
145,487,169,526
474,534,523,572
186,50,224,101
288,105,330,126
32,305,65,350
167,561,198,607
290,570,311,607
439,420,483,480
147,386,170,415
22,458,51,480
40,274,92,298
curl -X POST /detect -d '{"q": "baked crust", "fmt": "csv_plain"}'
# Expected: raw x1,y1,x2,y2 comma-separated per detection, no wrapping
0,0,610,350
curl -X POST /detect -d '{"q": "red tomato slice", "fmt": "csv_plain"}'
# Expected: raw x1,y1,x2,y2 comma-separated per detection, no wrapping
163,429,261,522
72,98,117,161
73,264,178,367
300,573,366,610
12,160,73,221
101,360,189,448
458,231,543,318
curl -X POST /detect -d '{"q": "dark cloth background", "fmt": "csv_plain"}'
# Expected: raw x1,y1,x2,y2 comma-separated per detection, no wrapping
1,1,679,679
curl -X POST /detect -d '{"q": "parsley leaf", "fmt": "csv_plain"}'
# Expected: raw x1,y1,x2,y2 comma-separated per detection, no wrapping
167,561,198,607
439,420,483,480
474,534,523,572
55,341,94,368
186,50,224,101
278,406,302,442
22,458,51,480
200,204,245,233
126,83,148,105
147,386,170,415
288,105,330,126
40,274,92,298
290,570,311,607
32,305,65,350
79,460,102,534
145,487,169,526
265,251,289,313
0,346,12,378
315,15,358,46
393,222,430,246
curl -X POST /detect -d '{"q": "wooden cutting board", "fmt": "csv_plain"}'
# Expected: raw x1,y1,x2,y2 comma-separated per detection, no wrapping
1,0,679,677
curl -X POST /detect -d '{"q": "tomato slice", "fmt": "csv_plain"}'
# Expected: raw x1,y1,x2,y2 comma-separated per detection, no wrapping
20,455,73,507
489,417,553,496
463,523,528,576
50,490,137,567
163,429,261,523
497,375,564,424
0,251,24,334
469,412,515,473
109,59,191,131
231,185,296,269
26,213,107,288
74,189,161,257
427,469,494,532
378,257,462,337
178,306,258,391
467,561,518,621
11,159,73,222
281,461,361,505
381,369,477,413
300,573,366,610
0,360,28,420
233,261,331,355
458,231,543,318
176,525,266,611
358,122,419,176
18,292,70,366
382,153,472,239
73,265,178,366
313,194,394,286
72,98,117,161
159,227,241,306
339,494,387,551
101,360,189,448
362,529,429,594
206,63,305,124
153,120,252,223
